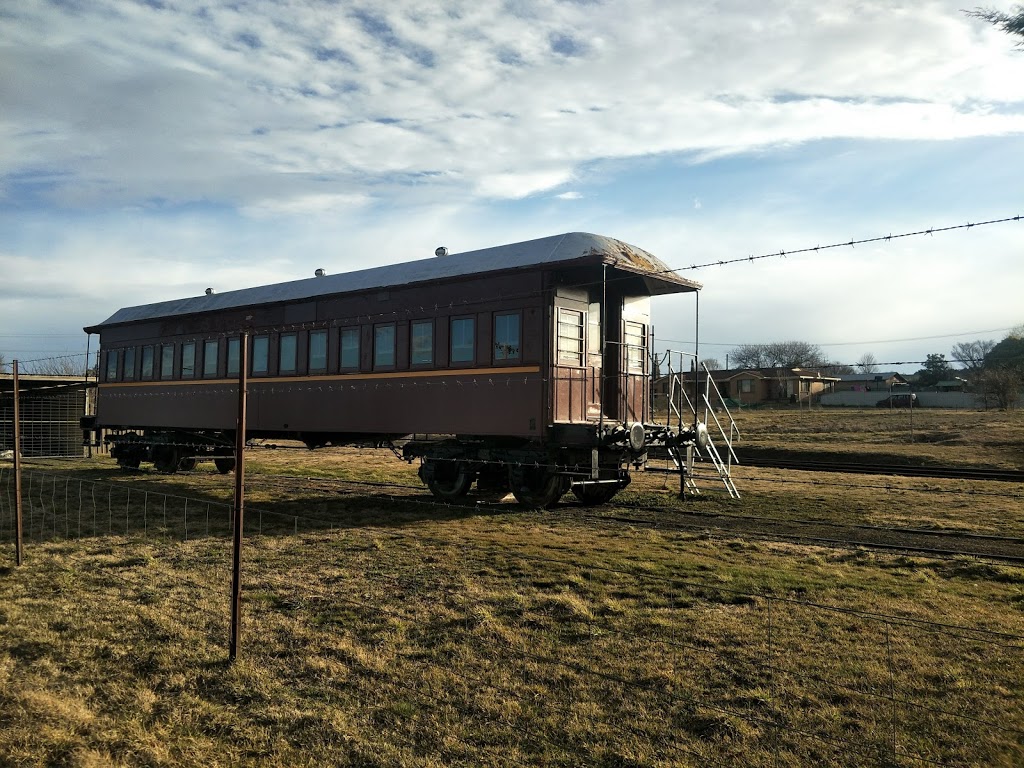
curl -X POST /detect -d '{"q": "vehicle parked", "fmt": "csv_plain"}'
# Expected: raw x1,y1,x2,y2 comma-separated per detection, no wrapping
876,393,918,408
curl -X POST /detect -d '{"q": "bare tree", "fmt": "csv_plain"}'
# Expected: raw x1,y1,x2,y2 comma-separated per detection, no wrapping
855,352,879,373
0,353,6,373
977,367,1022,409
24,356,88,376
729,344,771,369
728,341,831,370
699,357,722,371
951,340,996,371
764,341,830,368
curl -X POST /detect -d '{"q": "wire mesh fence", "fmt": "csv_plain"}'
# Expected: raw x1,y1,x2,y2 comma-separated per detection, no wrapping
1,466,1021,766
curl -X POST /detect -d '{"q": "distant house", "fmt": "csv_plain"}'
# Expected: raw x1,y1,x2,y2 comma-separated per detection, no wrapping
663,367,840,406
834,372,908,393
936,378,968,392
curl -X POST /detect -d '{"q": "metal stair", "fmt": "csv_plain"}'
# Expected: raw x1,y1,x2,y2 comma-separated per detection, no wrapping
657,353,741,498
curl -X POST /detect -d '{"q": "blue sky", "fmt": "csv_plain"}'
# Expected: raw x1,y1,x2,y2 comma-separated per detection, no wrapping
2,0,1022,372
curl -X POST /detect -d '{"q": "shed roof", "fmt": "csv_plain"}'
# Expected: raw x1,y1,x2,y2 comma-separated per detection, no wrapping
85,232,699,332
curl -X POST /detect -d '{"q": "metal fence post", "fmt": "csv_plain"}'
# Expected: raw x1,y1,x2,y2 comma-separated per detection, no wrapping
230,332,248,661
13,360,23,566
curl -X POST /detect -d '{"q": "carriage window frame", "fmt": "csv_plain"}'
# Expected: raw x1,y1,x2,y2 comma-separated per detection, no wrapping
624,321,646,374
160,344,175,380
181,342,196,379
123,346,136,380
105,349,119,382
252,335,269,376
203,339,219,378
340,327,360,371
279,333,297,375
309,329,328,373
493,311,521,363
374,323,396,369
450,316,475,365
557,308,584,367
410,320,433,366
226,337,240,378
141,345,154,380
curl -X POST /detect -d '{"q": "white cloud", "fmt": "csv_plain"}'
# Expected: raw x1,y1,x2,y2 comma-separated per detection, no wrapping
1,0,1022,211
2,0,1023,364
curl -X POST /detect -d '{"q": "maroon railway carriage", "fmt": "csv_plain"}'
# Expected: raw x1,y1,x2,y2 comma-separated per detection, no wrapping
83,232,702,507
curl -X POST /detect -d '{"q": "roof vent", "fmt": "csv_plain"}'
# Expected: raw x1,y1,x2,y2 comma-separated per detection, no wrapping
314,268,326,277
434,246,449,257
205,288,215,295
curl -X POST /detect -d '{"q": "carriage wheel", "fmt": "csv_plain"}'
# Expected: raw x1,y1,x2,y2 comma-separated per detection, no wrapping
571,483,620,506
153,446,179,473
214,458,236,474
423,459,473,500
509,465,566,509
178,457,197,472
116,455,141,470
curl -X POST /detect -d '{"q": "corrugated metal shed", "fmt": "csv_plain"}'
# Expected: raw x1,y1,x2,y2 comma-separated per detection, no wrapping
84,232,699,331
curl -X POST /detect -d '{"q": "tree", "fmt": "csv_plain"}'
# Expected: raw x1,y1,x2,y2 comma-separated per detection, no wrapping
0,353,6,373
965,5,1024,46
985,334,1024,370
699,357,722,371
951,340,996,371
976,330,1024,408
855,352,879,373
24,356,88,376
727,341,831,370
914,353,953,387
729,344,771,369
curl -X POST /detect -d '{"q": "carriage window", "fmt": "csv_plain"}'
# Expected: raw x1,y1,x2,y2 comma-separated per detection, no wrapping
309,330,328,372
182,342,196,378
123,347,136,380
374,324,396,368
451,317,475,364
204,340,219,378
494,312,520,361
226,337,240,377
252,336,269,375
625,321,646,373
557,309,584,366
105,350,119,381
411,321,433,365
141,346,154,379
279,333,297,374
340,328,359,370
160,344,174,380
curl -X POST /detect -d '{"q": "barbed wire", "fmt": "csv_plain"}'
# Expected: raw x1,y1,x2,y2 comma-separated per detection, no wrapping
4,214,1016,367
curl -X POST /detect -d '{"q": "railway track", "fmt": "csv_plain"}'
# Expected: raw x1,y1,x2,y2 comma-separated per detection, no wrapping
735,457,1024,483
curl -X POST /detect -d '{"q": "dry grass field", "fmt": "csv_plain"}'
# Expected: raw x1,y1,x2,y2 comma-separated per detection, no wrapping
1,408,1022,766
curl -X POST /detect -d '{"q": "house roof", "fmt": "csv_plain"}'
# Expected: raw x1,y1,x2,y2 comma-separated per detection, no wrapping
681,367,841,382
838,372,906,382
85,232,700,333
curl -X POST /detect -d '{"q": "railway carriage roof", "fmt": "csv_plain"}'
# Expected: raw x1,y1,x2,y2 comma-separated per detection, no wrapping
85,231,700,331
